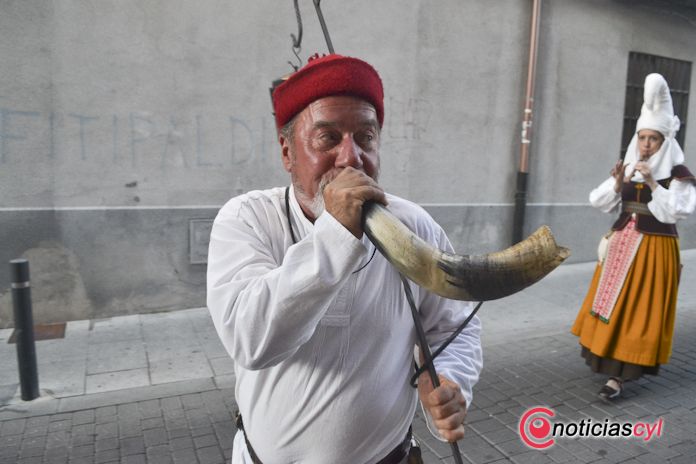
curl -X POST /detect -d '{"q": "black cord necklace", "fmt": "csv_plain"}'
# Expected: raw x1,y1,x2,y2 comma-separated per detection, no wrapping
285,186,376,274
284,186,298,244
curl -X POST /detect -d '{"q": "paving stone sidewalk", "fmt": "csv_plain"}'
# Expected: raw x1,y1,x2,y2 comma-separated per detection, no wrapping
3,318,695,464
2,252,696,463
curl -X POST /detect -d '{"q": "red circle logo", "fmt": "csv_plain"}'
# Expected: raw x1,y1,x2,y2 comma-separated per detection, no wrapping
519,407,555,449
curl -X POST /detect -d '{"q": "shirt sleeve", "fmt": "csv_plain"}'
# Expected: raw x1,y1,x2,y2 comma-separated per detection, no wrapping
589,177,621,213
206,200,367,370
648,179,696,224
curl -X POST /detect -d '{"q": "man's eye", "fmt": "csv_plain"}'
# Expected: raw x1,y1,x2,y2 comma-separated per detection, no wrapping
358,132,376,144
319,132,338,143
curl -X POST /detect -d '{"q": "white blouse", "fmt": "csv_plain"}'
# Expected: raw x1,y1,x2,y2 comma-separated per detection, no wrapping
589,175,696,224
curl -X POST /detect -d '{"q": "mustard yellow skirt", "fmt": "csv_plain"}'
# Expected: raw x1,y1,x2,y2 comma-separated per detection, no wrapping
571,234,680,379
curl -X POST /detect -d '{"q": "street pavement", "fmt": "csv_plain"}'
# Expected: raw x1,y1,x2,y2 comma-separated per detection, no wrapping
1,250,696,464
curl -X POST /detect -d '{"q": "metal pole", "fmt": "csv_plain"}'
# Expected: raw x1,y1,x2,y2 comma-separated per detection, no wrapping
10,259,40,401
512,0,542,245
313,0,335,54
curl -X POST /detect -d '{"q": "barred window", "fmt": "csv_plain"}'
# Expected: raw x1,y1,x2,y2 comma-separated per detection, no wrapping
621,52,691,158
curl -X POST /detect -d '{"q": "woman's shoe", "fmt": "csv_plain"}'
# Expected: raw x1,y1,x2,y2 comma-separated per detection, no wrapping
598,377,623,400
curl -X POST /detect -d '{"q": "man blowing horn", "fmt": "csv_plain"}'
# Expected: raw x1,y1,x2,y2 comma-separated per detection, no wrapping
206,53,483,464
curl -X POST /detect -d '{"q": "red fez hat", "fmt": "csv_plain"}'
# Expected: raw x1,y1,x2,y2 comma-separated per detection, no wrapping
271,53,384,130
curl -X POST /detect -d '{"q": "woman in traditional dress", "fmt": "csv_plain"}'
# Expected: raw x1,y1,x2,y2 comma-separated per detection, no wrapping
571,73,696,400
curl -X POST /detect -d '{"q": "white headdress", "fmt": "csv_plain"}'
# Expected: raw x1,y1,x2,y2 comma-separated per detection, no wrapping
624,73,684,181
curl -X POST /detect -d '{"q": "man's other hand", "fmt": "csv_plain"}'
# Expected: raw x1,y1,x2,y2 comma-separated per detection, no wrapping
417,374,467,442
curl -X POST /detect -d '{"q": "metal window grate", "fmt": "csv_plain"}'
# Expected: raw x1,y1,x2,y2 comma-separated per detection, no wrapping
620,51,692,159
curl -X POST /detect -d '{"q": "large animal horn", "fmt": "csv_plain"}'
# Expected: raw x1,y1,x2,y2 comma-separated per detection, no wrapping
362,202,570,301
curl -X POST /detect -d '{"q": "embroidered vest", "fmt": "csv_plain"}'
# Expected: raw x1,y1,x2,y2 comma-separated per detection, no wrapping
611,164,695,237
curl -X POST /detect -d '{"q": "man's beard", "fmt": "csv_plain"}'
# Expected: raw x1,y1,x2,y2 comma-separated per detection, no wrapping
307,176,330,218
293,174,332,219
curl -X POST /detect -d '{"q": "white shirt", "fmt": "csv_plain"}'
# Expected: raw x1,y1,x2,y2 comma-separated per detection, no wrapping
589,175,696,224
207,186,482,464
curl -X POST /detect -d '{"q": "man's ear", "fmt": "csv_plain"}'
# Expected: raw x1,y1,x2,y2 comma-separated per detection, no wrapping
279,134,292,173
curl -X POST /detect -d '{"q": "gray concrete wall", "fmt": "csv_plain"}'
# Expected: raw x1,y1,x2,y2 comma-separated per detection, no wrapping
0,208,212,327
1,0,696,326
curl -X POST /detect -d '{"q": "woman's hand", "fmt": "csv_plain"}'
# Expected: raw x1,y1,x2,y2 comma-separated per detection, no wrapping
633,161,658,190
610,159,626,193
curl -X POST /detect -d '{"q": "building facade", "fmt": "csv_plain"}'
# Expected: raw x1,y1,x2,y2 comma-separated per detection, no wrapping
1,0,695,325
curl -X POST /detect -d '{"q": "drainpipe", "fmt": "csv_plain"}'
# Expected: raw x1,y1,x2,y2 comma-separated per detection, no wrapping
512,0,542,245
